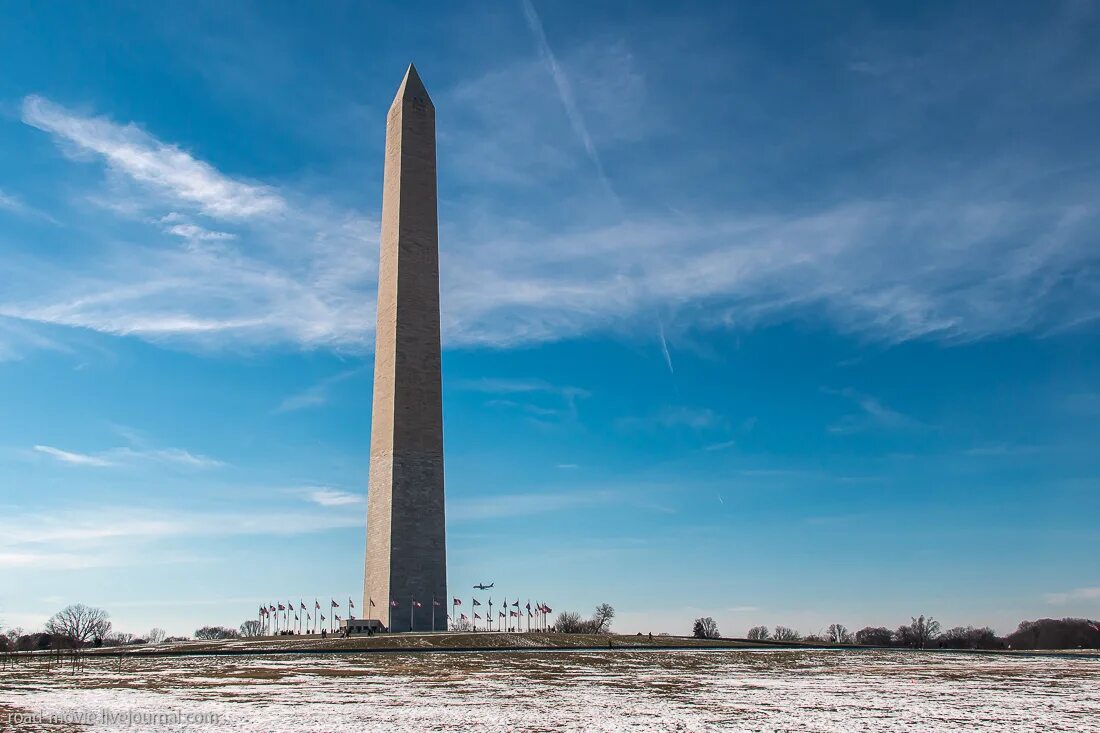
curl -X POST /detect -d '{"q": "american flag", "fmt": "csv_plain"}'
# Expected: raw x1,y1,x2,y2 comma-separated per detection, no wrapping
474,613,481,620
331,599,339,608
413,600,423,608
369,598,376,608
349,598,355,608
390,599,399,607
473,598,481,606
278,604,285,611
453,597,462,606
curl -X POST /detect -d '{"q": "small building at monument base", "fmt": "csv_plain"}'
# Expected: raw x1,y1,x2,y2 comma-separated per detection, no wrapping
341,618,387,635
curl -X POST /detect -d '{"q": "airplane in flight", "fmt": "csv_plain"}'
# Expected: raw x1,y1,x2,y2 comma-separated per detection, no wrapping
473,582,494,590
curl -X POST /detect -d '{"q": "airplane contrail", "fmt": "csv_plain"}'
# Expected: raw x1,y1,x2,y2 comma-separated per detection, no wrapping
520,0,618,203
658,318,674,375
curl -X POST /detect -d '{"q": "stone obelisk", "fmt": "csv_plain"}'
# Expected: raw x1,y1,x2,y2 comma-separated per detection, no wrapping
363,64,446,632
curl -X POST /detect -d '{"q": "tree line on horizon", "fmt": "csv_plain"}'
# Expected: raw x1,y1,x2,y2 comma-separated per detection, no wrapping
5,604,1098,651
694,614,1100,650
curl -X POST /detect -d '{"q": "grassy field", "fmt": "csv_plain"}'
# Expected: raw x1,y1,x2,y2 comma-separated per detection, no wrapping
2,646,1096,731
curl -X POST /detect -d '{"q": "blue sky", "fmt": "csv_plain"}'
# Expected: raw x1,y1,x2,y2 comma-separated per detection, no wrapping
1,0,1099,638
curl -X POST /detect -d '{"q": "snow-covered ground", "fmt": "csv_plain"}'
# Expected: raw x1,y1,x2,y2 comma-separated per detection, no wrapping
1,649,1097,732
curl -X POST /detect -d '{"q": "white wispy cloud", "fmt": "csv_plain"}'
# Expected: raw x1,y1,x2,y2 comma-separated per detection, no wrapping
703,439,737,452
825,388,927,435
33,444,114,467
275,368,362,413
302,488,365,507
112,447,224,469
0,506,365,571
1043,586,1100,605
165,223,237,241
0,189,23,213
5,55,1100,357
617,406,725,432
457,376,590,420
455,377,589,399
32,443,222,470
0,187,58,223
22,95,284,219
5,96,378,350
0,551,118,570
450,489,615,520
0,508,361,549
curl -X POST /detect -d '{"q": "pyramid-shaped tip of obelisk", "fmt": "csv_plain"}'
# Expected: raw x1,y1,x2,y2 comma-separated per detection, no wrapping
394,63,433,107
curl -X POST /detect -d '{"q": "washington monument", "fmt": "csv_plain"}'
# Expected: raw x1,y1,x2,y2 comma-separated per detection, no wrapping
363,64,447,632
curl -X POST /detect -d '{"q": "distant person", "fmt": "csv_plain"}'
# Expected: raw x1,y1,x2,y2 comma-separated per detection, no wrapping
321,629,327,639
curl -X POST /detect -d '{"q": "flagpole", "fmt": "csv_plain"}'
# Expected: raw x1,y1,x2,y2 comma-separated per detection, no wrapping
431,596,436,632
409,595,414,632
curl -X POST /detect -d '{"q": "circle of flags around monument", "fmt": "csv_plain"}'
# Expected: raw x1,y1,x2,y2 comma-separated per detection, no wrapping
258,595,553,634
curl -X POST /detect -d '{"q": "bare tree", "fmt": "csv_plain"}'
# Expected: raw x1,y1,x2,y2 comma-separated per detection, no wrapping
692,617,720,639
773,626,801,641
44,604,112,647
194,626,239,640
746,625,770,640
1007,618,1099,650
239,620,263,638
106,632,134,646
592,604,615,634
909,615,940,649
939,626,999,649
854,627,892,646
147,628,166,644
554,611,585,633
893,624,916,648
827,624,852,644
